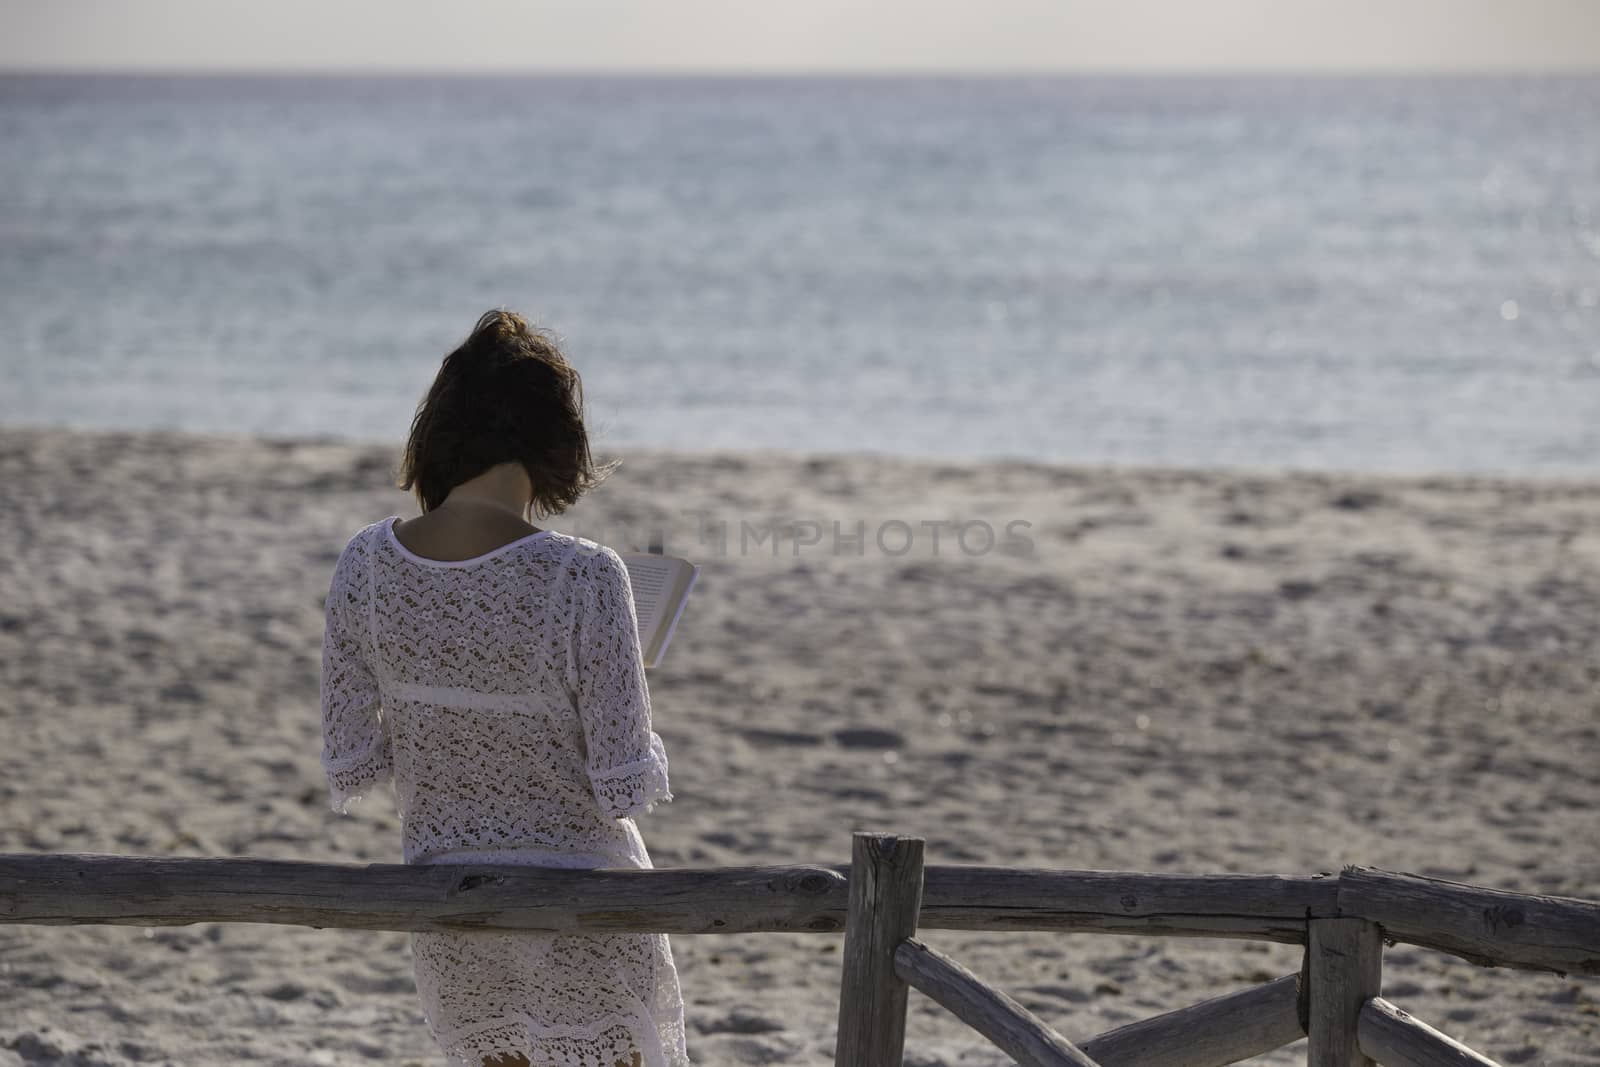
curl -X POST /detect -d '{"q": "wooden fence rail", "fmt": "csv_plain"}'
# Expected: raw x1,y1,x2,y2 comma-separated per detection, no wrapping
1358,997,1502,1067
5,852,1594,976
1338,866,1600,976
1075,973,1304,1067
894,937,1102,1067
3,837,1597,1067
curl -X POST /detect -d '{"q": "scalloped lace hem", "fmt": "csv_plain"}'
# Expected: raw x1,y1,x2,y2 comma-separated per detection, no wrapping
431,1008,690,1067
589,736,672,820
326,772,395,815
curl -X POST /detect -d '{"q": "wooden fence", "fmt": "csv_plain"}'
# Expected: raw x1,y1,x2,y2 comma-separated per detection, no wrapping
2,832,1597,1066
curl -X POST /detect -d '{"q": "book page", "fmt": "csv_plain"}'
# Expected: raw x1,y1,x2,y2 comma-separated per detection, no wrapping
652,563,698,667
621,554,678,653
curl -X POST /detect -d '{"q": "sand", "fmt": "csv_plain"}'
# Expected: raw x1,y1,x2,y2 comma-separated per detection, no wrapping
1,425,1597,1067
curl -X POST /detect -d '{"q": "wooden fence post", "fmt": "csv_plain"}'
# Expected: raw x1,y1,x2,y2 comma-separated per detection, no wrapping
835,832,926,1067
1307,916,1383,1067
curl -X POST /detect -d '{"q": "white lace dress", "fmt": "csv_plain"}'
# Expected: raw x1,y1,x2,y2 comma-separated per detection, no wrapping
319,516,690,1067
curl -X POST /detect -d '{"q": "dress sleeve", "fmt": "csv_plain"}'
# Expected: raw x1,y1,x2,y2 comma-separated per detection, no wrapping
319,537,394,815
572,544,672,819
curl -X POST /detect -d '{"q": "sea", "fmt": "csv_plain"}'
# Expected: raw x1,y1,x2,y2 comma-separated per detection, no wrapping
1,74,1597,475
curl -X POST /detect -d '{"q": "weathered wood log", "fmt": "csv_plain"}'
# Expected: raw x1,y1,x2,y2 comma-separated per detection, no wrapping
1308,917,1383,1067
1077,973,1304,1067
5,852,1598,977
834,834,924,1067
0,852,848,934
917,866,1336,943
1357,997,1504,1067
1338,866,1600,976
894,938,1102,1067
0,853,1334,939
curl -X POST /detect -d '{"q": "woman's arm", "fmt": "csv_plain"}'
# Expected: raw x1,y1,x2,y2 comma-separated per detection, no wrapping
320,538,393,814
572,544,672,819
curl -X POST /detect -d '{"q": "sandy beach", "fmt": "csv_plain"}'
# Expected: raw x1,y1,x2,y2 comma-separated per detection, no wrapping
1,424,1597,1066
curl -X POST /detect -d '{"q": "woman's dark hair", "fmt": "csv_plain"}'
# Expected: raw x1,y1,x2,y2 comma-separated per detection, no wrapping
397,309,615,517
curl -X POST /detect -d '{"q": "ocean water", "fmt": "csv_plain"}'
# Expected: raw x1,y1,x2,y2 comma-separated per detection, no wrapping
1,73,1597,475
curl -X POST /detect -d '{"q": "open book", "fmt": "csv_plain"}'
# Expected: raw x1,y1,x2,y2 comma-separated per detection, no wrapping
619,552,700,669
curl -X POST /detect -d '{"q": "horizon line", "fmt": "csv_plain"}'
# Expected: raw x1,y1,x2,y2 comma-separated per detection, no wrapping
5,64,1600,79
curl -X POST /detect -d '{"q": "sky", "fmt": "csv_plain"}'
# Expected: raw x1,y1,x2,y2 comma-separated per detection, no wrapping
2,0,1599,73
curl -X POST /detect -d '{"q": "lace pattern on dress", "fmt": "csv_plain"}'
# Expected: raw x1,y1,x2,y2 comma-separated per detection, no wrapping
420,1006,690,1067
318,519,687,1065
319,521,676,859
590,733,673,819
